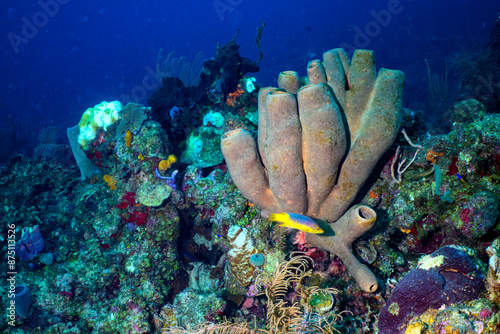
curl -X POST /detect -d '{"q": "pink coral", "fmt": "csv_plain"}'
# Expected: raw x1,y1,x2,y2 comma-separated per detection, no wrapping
242,297,254,308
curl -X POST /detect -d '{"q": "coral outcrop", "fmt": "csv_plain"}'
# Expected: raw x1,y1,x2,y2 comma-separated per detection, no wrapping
16,225,45,261
221,48,404,222
227,225,258,287
377,245,485,334
486,238,500,304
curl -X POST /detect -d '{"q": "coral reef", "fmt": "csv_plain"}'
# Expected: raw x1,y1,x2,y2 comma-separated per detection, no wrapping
180,119,225,168
404,298,500,333
3,35,500,333
148,27,264,154
226,225,257,287
385,98,500,254
487,238,500,304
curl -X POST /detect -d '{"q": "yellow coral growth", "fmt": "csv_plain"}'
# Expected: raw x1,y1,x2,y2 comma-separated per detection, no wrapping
425,149,443,164
158,155,177,170
226,84,245,107
125,130,132,147
103,174,117,190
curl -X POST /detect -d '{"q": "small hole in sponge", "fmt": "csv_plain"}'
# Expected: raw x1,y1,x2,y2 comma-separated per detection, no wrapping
223,129,242,139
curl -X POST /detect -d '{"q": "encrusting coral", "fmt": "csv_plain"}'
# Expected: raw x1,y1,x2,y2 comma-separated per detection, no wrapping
221,48,404,292
377,245,485,334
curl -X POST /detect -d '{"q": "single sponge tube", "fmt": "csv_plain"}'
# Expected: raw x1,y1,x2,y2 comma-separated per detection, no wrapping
298,84,346,217
12,285,31,318
264,91,307,214
221,129,278,214
278,71,300,94
305,205,378,293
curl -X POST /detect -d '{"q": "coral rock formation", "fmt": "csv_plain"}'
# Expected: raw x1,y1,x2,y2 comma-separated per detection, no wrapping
377,246,485,334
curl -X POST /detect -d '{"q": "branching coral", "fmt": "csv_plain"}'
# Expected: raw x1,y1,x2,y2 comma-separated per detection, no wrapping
255,253,346,334
156,50,206,87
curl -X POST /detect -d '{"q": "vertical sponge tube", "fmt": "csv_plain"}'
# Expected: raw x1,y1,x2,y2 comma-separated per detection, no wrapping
305,205,378,293
264,91,307,214
221,129,278,215
298,84,347,216
319,68,405,221
278,71,301,94
322,49,350,108
257,87,278,168
330,205,378,293
307,60,327,85
345,49,377,140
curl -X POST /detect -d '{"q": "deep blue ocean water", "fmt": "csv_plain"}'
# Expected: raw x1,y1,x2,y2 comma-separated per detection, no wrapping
1,0,498,162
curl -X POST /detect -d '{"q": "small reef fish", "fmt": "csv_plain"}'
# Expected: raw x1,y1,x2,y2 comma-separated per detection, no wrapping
456,173,468,184
269,212,324,234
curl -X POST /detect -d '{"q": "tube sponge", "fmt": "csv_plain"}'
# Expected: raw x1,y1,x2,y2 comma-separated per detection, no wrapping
264,91,307,214
277,71,300,94
12,285,31,318
221,129,278,211
222,48,404,222
305,205,379,293
221,48,404,293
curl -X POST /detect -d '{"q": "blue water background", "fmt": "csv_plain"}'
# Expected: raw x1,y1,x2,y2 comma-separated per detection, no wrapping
0,0,498,161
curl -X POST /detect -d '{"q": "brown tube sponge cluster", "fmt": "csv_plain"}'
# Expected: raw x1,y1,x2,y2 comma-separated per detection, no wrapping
222,48,404,222
221,48,403,293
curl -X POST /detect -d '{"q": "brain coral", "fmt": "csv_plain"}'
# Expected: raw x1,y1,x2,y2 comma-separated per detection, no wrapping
377,245,485,334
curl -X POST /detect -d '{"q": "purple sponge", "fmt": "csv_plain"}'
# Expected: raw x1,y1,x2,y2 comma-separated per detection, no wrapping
378,246,484,334
16,225,45,261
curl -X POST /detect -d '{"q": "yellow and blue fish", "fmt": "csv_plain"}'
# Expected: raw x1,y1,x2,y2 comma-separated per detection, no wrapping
269,212,324,234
